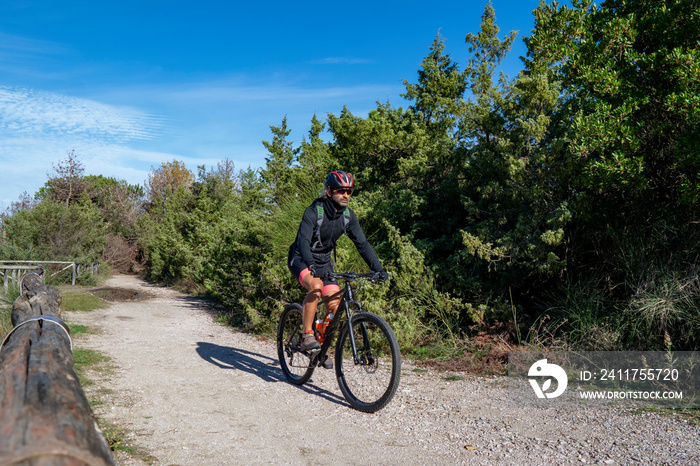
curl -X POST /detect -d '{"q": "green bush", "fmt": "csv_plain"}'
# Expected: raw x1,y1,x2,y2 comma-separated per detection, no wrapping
530,276,622,351
624,270,700,350
0,284,20,337
1,199,106,263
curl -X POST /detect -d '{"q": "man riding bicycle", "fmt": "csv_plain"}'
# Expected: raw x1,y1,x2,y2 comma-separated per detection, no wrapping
287,170,388,353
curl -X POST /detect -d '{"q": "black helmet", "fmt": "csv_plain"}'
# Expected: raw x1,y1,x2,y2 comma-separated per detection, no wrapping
324,171,355,191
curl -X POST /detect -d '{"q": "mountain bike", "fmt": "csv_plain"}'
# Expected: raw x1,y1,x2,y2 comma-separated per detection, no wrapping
277,272,401,413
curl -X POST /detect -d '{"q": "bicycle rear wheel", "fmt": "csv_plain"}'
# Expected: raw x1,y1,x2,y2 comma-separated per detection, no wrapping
335,312,401,412
277,303,315,385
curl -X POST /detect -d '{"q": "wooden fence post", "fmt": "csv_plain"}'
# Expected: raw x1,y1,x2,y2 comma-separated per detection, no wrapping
0,274,114,465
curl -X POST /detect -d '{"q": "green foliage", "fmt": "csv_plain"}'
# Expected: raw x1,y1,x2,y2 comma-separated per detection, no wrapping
324,4,571,339
522,0,700,350
625,270,700,350
260,117,296,205
138,186,197,284
528,0,700,229
529,0,700,194
532,276,622,350
82,175,144,238
201,204,273,329
1,198,107,263
260,116,333,205
1,152,139,273
0,284,20,337
402,32,466,134
0,306,11,338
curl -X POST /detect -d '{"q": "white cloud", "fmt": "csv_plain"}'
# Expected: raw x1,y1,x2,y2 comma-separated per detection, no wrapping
0,85,169,206
0,85,164,142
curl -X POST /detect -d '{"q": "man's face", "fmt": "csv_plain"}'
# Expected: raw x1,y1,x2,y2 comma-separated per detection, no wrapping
331,188,352,207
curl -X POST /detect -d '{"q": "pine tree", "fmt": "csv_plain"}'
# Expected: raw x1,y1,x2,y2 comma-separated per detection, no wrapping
260,116,296,204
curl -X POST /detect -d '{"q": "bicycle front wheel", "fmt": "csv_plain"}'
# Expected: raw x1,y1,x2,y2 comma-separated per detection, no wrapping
335,312,401,412
277,303,315,385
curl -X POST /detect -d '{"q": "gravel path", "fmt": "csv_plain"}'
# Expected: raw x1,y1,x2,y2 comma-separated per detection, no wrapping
66,275,699,465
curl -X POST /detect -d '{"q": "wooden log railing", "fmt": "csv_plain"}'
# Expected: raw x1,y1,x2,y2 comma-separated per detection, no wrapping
0,262,102,291
0,273,115,465
1,265,45,292
0,261,75,289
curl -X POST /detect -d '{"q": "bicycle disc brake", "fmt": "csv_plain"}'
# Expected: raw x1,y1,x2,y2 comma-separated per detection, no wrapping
357,352,378,373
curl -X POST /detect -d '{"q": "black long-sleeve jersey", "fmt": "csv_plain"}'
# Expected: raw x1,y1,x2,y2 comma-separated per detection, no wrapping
288,197,382,272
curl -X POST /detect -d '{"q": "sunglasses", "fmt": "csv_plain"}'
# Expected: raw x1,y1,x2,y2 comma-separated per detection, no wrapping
333,188,353,195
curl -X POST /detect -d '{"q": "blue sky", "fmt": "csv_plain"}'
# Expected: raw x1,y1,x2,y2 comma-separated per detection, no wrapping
0,0,542,207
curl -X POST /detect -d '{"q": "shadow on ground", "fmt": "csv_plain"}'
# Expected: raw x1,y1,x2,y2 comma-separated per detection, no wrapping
195,341,347,407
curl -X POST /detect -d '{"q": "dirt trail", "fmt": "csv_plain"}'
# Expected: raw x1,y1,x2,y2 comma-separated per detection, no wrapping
66,275,699,465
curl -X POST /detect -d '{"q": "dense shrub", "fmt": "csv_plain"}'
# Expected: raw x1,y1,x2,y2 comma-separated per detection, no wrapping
1,199,106,263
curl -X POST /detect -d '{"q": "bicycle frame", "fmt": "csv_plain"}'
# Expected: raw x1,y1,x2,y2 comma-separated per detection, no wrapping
313,273,370,367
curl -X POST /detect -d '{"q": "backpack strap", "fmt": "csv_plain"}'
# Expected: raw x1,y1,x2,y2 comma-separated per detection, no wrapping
312,204,324,250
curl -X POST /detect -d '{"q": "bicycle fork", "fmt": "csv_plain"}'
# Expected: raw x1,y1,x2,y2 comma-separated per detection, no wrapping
342,286,371,366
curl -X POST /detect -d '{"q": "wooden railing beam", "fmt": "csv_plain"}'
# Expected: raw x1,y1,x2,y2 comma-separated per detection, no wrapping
0,275,114,465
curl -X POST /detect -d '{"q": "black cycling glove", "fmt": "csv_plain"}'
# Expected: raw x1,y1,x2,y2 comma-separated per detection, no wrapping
309,264,330,280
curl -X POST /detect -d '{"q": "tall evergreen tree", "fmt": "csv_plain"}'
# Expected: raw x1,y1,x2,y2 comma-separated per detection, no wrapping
260,116,296,204
402,32,466,135
297,114,330,184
